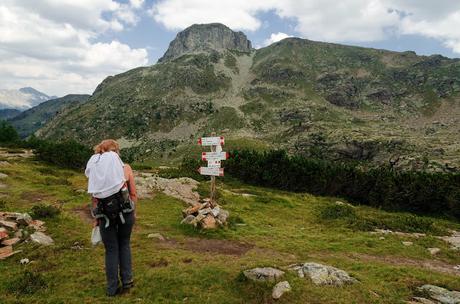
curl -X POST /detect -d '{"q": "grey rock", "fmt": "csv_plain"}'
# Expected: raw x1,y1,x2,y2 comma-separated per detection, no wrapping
217,209,229,223
402,241,413,246
243,267,285,282
30,231,54,245
198,208,212,216
272,281,291,299
441,231,460,250
417,285,460,304
16,213,32,226
211,207,220,217
291,262,357,286
147,233,165,241
0,173,7,179
159,23,252,62
427,248,441,255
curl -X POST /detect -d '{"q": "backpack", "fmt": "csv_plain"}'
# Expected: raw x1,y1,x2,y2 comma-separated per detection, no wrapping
98,191,123,220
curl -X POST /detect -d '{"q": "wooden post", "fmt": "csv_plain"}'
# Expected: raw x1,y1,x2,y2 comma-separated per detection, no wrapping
210,132,216,207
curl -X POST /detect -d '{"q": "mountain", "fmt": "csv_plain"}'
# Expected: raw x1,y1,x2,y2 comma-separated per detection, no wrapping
0,87,56,110
10,94,90,138
158,23,252,62
37,23,460,172
0,109,21,120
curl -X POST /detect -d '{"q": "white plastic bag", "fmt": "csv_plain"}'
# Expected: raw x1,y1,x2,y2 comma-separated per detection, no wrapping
91,226,102,246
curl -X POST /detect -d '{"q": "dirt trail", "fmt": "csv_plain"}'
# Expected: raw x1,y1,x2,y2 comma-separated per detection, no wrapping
311,252,460,277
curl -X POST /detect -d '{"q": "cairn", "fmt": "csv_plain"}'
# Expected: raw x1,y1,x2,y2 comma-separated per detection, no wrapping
181,198,229,229
0,211,53,260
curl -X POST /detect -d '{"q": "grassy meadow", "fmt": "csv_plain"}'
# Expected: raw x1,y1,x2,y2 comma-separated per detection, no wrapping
0,153,459,303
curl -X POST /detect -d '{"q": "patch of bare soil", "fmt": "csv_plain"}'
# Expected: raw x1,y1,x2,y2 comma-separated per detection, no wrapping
155,236,254,256
73,204,93,224
349,253,460,277
19,191,54,202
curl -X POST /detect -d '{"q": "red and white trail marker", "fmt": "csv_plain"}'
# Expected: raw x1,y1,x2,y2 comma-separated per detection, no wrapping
198,134,227,205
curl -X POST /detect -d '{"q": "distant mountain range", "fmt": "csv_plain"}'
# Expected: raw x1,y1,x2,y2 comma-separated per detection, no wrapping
9,94,90,138
0,87,57,111
14,23,460,172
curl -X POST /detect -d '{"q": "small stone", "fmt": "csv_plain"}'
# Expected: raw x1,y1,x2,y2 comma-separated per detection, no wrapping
411,297,437,304
30,220,46,232
243,267,285,282
185,204,201,215
0,227,8,240
402,241,413,246
14,230,23,238
0,245,20,260
20,258,30,265
211,207,220,217
181,215,196,225
379,237,385,240
190,213,206,225
201,214,217,229
1,237,20,246
454,265,460,271
198,208,212,216
30,231,54,245
147,233,166,241
272,281,291,299
0,173,7,179
0,219,18,230
427,248,441,255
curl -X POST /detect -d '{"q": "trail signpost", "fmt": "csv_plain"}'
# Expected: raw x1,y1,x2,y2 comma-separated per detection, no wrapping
198,134,227,206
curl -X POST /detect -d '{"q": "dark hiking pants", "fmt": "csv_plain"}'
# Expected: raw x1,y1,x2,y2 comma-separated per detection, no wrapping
100,212,134,295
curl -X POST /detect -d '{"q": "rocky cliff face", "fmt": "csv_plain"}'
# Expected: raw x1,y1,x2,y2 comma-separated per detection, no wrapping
158,23,252,62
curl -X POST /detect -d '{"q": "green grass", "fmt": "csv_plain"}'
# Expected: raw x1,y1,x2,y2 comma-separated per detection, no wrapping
0,157,459,303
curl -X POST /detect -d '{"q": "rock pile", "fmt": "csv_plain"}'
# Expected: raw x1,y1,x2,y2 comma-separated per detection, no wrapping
0,211,53,260
181,198,229,229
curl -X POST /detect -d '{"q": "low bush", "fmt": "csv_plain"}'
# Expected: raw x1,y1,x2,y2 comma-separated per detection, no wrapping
31,204,61,219
31,139,92,170
319,204,357,220
6,270,47,295
225,150,460,220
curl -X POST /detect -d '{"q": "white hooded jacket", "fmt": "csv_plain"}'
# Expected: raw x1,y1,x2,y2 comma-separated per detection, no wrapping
85,151,125,199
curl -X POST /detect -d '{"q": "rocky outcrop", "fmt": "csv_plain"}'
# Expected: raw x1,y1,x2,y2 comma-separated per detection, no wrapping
415,285,460,304
243,267,285,282
288,262,357,286
158,23,252,62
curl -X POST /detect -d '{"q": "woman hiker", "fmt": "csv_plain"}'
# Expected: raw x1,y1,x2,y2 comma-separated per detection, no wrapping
85,139,138,296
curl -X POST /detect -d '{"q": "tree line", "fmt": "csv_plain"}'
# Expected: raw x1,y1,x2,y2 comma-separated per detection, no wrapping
225,150,460,219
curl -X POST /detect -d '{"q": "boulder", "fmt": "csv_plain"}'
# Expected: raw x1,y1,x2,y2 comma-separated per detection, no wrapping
30,231,54,245
0,172,7,179
243,267,285,282
272,281,291,299
441,231,460,250
290,262,357,286
417,285,460,304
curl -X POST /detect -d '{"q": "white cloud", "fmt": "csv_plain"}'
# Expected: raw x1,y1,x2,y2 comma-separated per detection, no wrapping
151,0,460,54
263,32,292,47
0,0,148,99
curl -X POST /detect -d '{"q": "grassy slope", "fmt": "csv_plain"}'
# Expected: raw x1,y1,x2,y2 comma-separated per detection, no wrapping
0,156,459,303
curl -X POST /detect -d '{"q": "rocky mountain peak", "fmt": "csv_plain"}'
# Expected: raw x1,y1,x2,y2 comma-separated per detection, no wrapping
158,23,252,62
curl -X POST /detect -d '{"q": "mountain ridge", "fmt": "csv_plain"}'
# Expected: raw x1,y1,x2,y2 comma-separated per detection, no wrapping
36,24,460,172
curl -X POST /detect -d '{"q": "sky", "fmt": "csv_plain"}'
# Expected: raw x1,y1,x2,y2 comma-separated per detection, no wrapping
1,0,460,97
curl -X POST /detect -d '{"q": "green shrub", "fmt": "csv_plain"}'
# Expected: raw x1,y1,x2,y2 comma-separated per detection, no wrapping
0,120,20,143
31,139,92,170
6,270,47,295
319,204,357,220
31,204,61,219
